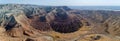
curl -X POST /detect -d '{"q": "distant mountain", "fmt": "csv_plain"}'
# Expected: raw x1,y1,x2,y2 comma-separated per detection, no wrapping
0,4,120,41
69,6,120,10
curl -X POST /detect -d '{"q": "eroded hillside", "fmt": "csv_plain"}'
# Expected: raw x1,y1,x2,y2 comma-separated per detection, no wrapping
0,4,120,41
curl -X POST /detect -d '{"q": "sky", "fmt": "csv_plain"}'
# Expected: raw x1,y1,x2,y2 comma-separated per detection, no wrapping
0,0,120,6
